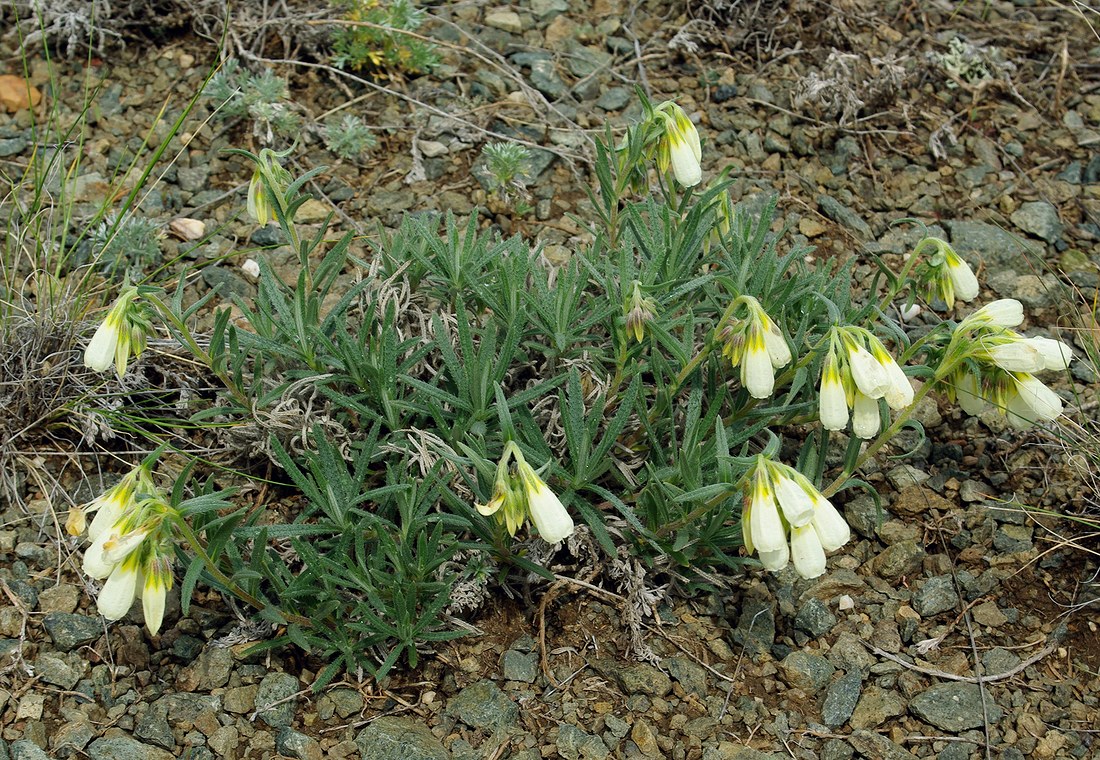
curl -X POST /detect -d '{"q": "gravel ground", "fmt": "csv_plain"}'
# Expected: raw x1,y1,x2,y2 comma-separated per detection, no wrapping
0,1,1098,759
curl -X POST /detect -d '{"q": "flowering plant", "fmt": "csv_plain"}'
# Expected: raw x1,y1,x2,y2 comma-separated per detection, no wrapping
74,93,1078,679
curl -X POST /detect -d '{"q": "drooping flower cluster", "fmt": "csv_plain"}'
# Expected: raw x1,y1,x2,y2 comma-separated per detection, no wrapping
84,286,155,378
911,236,980,310
818,327,914,438
651,101,702,188
247,147,293,226
718,296,792,399
623,280,658,344
476,442,575,544
942,299,1073,428
741,457,851,579
68,465,178,635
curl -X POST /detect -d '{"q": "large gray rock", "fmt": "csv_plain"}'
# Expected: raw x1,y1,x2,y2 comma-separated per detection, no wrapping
909,682,1003,731
356,716,451,760
943,219,1024,268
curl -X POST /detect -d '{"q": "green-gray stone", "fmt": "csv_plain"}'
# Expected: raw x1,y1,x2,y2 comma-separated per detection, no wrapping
86,736,176,760
502,649,538,683
850,685,906,729
794,597,837,637
255,672,300,728
355,716,450,760
909,683,1003,731
779,651,835,692
10,741,49,760
1010,200,1063,243
846,730,917,760
42,613,101,652
817,195,872,239
276,727,323,760
446,679,519,730
557,724,609,760
665,655,708,698
821,670,863,727
596,87,631,111
913,575,959,617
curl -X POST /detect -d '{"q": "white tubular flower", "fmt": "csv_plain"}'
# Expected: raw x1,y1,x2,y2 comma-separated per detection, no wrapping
769,464,815,528
867,338,914,410
741,326,776,399
847,343,891,399
84,315,122,373
819,350,849,431
1026,337,1074,371
142,555,173,636
791,524,827,580
516,457,574,544
810,495,851,552
851,392,881,439
944,248,979,303
968,299,1024,328
1007,373,1063,427
762,317,792,368
758,545,790,572
988,341,1044,373
747,465,786,554
953,370,987,416
660,103,702,187
96,555,141,621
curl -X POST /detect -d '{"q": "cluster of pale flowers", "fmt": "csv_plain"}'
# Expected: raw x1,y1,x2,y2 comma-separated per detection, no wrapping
742,457,852,579
946,299,1073,428
717,295,793,399
476,441,575,544
66,466,177,635
83,285,154,378
819,326,914,439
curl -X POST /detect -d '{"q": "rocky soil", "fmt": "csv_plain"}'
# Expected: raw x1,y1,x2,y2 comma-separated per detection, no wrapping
0,1,1098,759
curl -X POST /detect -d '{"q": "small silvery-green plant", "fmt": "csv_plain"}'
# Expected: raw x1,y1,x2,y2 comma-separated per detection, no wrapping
75,90,1080,682
479,141,533,208
206,59,300,143
89,213,163,275
324,114,378,160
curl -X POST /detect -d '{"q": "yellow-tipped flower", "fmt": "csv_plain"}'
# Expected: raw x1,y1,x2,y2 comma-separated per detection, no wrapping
912,236,979,310
654,102,702,187
142,551,174,636
84,286,154,378
820,327,912,439
818,349,849,431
